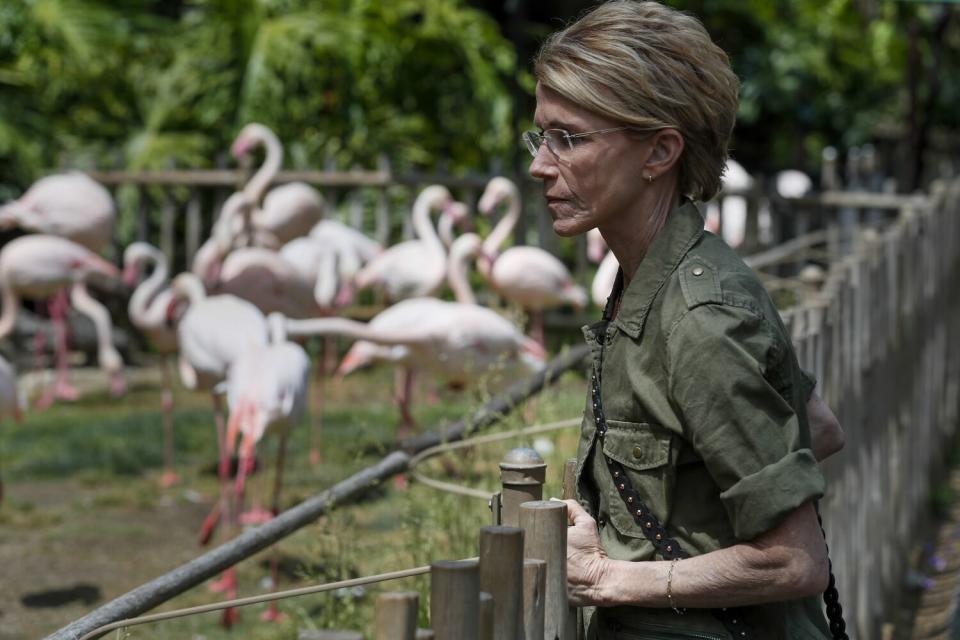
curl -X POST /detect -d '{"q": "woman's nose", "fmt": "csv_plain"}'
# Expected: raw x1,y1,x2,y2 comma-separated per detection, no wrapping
528,145,558,180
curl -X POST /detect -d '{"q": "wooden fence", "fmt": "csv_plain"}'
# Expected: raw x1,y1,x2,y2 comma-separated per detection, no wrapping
781,177,960,638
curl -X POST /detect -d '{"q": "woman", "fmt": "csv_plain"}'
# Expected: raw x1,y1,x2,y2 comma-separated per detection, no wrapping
525,2,846,639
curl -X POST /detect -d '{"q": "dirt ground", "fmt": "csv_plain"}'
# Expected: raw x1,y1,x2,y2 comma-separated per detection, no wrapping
0,478,212,639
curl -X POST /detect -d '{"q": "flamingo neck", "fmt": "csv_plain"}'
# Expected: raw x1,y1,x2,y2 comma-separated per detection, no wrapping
285,316,422,347
0,286,19,340
174,273,207,306
411,195,446,259
70,283,123,374
447,238,478,305
481,188,520,259
242,129,283,204
129,248,169,324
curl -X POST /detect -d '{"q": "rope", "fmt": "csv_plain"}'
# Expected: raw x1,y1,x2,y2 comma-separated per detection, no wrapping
78,564,434,640
408,417,581,500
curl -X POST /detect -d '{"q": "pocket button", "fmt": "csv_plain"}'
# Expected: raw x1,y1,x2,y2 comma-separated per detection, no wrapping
632,446,643,459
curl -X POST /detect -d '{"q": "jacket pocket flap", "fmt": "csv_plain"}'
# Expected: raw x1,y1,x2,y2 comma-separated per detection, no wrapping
601,420,671,471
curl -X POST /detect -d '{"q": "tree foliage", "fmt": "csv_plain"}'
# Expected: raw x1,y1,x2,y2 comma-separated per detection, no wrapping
0,0,517,194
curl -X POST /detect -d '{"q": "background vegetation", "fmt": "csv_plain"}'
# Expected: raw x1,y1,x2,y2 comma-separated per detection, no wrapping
0,0,957,199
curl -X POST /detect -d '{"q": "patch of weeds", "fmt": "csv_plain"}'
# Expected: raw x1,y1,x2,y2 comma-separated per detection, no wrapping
0,499,63,528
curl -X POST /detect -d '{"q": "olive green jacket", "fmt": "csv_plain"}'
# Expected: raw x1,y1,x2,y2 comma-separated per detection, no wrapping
576,201,831,640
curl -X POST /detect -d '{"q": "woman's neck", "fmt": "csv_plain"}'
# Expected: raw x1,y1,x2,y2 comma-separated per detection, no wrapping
600,186,679,287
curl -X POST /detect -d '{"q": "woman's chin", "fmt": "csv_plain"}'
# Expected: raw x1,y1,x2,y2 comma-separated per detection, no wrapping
552,219,588,238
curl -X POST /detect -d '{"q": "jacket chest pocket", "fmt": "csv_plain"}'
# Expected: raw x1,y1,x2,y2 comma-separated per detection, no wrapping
600,420,676,540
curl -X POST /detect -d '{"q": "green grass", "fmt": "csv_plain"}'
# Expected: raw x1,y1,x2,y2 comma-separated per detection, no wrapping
1,360,589,639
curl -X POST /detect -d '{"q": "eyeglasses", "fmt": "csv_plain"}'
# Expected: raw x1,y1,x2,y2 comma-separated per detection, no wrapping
522,126,650,159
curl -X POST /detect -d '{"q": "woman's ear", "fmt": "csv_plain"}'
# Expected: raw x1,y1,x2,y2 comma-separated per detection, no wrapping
644,129,684,179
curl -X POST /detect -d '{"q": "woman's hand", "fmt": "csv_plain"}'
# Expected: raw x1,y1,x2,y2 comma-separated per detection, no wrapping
564,499,612,607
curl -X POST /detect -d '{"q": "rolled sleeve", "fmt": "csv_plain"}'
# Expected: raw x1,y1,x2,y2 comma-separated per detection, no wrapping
667,303,825,541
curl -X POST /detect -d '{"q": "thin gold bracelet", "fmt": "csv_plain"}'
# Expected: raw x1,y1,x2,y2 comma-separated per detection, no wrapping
667,557,685,615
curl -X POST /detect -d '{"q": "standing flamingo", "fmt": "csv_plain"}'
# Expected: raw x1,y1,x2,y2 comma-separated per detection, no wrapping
0,235,125,407
0,172,115,251
222,312,310,622
228,123,325,248
705,158,753,247
353,185,466,301
169,273,268,623
477,176,587,347
123,242,180,487
286,298,545,436
0,353,23,506
586,228,619,309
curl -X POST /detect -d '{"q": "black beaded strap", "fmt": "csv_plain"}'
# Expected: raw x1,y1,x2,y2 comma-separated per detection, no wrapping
817,510,849,640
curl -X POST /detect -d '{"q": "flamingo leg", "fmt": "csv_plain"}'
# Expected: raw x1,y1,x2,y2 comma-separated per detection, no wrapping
531,310,546,350
394,366,416,440
36,291,79,408
198,393,230,546
309,338,330,465
260,427,290,623
159,357,179,487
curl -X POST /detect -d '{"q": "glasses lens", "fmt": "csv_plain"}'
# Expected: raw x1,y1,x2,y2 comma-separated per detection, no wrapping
522,131,542,157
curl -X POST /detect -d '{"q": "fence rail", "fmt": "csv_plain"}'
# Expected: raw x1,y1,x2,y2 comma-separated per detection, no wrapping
46,176,960,639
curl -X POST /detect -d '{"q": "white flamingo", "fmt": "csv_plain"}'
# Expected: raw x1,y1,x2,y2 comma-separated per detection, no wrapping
353,185,466,301
705,158,753,247
477,176,587,347
221,312,310,623
228,123,325,248
0,353,23,506
0,172,115,252
169,273,268,553
586,228,619,309
123,242,180,487
0,235,125,407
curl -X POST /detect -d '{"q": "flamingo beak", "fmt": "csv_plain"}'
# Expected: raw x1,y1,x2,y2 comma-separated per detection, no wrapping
121,264,139,288
230,138,250,159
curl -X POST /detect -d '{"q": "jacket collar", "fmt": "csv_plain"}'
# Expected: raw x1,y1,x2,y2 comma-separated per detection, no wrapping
607,201,705,339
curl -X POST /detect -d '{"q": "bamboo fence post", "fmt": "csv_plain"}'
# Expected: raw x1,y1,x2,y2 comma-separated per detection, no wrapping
478,526,524,640
523,559,546,640
160,187,176,269
499,448,546,527
520,500,575,640
430,559,479,640
562,458,577,500
185,190,202,269
478,592,494,640
375,592,418,640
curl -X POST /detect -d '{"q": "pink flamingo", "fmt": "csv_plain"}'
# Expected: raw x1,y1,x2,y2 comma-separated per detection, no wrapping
0,172,115,252
222,312,310,622
0,235,125,407
586,228,619,309
477,176,587,347
123,242,180,487
0,173,118,401
0,353,23,506
353,185,467,301
285,297,546,437
228,123,325,248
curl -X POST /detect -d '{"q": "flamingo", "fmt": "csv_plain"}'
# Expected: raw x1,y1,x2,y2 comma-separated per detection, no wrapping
123,242,181,487
0,353,23,506
169,273,268,545
285,298,546,437
705,158,753,247
586,228,619,309
0,172,115,252
0,235,125,407
222,312,310,622
353,185,466,301
477,176,587,347
228,123,325,248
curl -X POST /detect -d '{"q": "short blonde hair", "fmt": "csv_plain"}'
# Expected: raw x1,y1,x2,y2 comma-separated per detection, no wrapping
534,0,740,202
